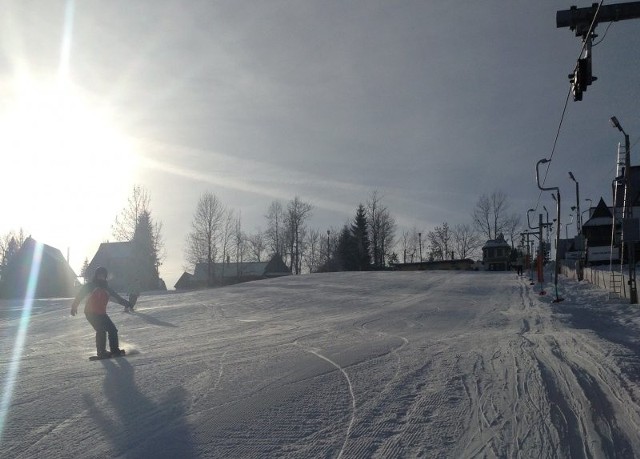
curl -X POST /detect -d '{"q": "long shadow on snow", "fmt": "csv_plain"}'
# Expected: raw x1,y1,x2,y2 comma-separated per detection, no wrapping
83,357,195,458
549,301,640,382
130,310,178,328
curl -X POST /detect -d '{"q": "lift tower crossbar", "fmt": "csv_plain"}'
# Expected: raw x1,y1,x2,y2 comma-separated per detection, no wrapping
557,2,640,37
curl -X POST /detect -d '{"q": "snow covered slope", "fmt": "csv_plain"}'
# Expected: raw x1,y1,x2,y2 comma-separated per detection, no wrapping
2,271,640,457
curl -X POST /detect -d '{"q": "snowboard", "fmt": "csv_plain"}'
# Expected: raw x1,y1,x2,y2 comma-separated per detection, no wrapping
89,350,126,361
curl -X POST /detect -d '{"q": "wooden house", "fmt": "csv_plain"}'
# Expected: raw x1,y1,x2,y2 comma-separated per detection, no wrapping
581,197,619,265
0,237,78,299
482,233,511,271
175,254,291,290
87,241,161,292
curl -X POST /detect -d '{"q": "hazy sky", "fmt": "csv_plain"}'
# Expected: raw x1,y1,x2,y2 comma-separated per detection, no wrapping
1,1,639,286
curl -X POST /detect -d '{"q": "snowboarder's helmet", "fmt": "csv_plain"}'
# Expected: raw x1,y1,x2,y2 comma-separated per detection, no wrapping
94,266,108,280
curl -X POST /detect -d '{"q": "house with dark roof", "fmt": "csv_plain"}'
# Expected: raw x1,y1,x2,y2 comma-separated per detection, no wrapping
581,197,619,265
482,233,511,271
174,272,195,290
0,237,78,299
87,241,161,293
175,254,291,290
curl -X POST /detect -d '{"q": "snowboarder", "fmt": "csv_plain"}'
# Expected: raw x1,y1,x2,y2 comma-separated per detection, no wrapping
70,266,132,359
126,277,140,313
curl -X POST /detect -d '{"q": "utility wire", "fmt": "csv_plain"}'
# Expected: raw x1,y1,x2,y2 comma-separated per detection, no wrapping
592,21,614,46
533,0,605,213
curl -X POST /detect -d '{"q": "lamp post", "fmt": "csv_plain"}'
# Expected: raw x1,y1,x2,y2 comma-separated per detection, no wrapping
569,173,584,284
583,198,592,221
418,232,422,262
543,205,551,248
526,209,538,285
568,172,581,233
536,158,563,302
610,116,637,304
565,214,574,239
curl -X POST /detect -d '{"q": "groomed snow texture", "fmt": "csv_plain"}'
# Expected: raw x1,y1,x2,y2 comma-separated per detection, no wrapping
3,271,640,458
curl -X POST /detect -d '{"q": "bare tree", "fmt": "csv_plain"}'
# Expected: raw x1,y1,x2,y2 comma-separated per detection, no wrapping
152,220,166,275
400,230,411,263
219,209,235,277
112,185,151,241
399,227,423,263
427,222,452,261
367,191,396,267
233,214,248,273
452,223,481,259
304,229,322,273
246,230,267,262
185,192,226,286
379,208,396,267
265,201,286,257
286,197,313,274
472,190,514,241
504,214,523,249
368,191,382,266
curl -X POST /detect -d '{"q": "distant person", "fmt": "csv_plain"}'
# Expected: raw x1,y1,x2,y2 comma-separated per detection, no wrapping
126,277,141,313
515,255,524,276
70,267,132,358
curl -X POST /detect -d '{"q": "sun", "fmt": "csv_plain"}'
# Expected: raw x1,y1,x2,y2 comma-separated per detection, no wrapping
0,75,138,253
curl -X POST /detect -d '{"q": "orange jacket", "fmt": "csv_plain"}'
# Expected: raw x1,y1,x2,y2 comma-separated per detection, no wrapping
71,281,127,315
85,287,110,315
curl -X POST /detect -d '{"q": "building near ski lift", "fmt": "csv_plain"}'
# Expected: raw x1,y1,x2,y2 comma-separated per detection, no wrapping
86,241,164,293
581,197,619,265
0,237,78,299
482,233,511,271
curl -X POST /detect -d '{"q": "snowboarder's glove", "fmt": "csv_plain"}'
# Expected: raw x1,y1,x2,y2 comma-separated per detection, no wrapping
70,306,77,316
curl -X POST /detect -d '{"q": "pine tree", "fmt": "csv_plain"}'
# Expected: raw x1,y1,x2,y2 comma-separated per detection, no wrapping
351,204,371,270
80,258,90,281
133,210,159,290
336,225,358,271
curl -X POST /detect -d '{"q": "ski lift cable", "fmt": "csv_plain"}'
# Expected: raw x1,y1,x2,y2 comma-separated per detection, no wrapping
533,0,605,213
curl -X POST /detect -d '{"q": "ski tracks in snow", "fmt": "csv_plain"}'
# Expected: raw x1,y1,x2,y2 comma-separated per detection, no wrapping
457,276,640,458
303,348,356,459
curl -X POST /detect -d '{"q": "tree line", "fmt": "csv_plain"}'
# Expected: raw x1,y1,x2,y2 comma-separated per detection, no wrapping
182,188,521,278
0,187,522,288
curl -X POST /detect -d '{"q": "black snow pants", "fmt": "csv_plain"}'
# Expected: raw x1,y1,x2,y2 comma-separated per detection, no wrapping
85,312,119,354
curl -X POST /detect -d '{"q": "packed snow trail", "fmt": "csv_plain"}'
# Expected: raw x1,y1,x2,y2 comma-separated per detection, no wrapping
2,271,640,458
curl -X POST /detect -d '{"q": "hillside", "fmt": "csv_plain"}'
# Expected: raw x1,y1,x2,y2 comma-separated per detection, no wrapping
2,271,640,458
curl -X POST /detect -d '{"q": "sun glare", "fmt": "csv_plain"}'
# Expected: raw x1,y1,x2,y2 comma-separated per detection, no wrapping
0,76,137,243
